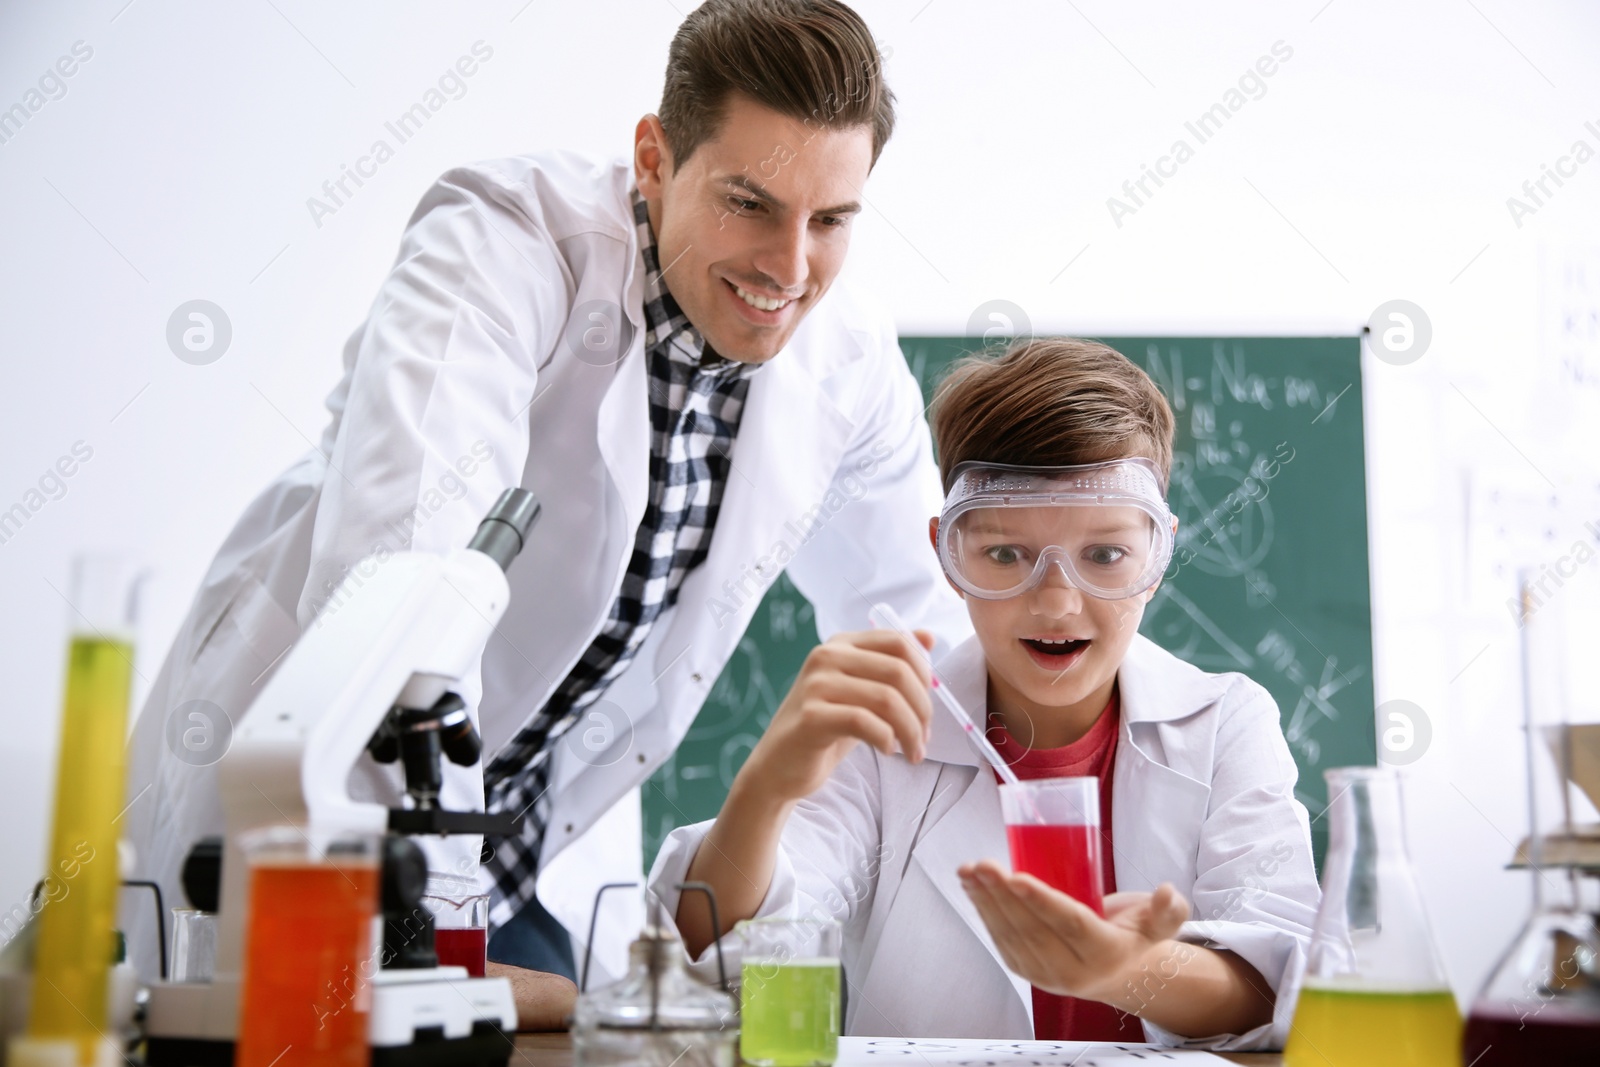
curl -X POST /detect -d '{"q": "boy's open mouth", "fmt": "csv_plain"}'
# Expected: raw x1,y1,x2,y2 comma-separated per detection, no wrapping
1020,637,1090,669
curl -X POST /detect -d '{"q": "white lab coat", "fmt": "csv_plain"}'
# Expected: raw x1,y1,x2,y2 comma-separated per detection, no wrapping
121,150,971,982
649,633,1321,1052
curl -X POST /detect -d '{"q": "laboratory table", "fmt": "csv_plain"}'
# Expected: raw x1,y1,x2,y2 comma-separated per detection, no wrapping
510,1032,1283,1065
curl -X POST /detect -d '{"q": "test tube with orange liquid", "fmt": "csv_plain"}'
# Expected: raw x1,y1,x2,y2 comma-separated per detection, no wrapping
236,826,380,1067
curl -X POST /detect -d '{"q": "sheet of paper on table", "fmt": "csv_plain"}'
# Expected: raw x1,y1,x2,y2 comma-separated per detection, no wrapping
836,1037,1233,1064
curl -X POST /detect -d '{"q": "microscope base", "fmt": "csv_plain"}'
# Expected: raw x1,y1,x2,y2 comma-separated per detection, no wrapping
143,970,517,1067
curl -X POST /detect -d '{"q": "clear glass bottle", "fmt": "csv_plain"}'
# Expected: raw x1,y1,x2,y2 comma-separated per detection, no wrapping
571,911,738,1067
1284,767,1462,1067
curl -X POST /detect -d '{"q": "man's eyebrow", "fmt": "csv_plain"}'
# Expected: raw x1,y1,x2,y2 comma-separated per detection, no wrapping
818,199,863,217
717,175,777,206
714,175,861,217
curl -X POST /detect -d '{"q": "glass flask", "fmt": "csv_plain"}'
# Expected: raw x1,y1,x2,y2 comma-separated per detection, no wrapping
1461,571,1600,1063
1284,767,1462,1067
1462,907,1600,1062
572,890,738,1067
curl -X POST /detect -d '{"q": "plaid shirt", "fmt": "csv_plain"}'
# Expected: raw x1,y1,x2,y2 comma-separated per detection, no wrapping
482,190,760,929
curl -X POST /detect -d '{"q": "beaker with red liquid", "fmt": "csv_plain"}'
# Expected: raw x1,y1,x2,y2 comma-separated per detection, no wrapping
999,778,1104,915
425,891,489,978
236,826,380,1067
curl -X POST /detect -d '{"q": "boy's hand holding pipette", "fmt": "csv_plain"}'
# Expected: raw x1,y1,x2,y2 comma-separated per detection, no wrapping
959,859,1275,1037
676,628,935,958
734,628,936,803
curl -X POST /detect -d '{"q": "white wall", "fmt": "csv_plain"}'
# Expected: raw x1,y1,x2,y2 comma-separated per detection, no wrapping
3,0,1598,1007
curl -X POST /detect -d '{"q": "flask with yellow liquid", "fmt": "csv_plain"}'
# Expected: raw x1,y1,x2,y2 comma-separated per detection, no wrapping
1284,767,1461,1067
8,555,142,1067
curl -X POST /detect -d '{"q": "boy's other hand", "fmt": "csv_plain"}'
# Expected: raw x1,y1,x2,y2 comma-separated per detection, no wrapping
958,858,1189,1004
732,628,935,809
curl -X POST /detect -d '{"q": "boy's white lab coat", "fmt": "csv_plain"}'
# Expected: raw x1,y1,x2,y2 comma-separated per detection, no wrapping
121,151,970,981
649,633,1321,1051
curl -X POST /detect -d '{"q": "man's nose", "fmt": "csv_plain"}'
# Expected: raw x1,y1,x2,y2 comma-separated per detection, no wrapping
753,218,808,293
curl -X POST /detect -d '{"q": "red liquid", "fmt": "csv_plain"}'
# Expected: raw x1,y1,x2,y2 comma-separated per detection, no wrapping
1462,1001,1600,1064
434,927,487,978
1006,822,1104,916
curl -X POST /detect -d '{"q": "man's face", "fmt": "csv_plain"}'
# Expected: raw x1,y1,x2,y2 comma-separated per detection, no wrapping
635,94,875,363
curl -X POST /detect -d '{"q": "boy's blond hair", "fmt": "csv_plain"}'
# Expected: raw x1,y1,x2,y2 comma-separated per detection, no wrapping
930,338,1176,490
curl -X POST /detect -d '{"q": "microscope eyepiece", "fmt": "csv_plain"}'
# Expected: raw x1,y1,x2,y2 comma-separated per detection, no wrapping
467,488,540,573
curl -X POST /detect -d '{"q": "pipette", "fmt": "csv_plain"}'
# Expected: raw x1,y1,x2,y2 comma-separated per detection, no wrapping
868,602,1021,787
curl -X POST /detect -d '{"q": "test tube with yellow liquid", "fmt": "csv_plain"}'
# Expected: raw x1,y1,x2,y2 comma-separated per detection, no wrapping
9,555,141,1067
1284,767,1461,1067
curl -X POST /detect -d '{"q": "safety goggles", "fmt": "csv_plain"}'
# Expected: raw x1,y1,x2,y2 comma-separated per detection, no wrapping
937,459,1174,601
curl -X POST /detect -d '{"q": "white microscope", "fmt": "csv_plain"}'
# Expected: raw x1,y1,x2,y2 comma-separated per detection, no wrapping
144,489,541,1067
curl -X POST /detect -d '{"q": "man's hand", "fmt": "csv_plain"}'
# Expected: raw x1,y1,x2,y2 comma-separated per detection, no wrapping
485,962,577,1031
731,628,935,809
959,858,1188,1004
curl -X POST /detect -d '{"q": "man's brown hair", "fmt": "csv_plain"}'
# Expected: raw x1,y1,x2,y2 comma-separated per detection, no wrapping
930,338,1177,491
659,0,895,169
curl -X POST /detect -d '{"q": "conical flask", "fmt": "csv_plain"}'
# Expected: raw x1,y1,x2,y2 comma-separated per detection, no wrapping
1460,570,1600,1063
1284,767,1462,1067
1462,905,1600,1062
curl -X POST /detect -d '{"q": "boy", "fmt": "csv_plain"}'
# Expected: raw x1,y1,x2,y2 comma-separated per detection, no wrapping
648,339,1320,1050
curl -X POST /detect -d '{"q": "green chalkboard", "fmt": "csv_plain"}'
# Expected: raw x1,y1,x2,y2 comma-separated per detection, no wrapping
643,336,1375,869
